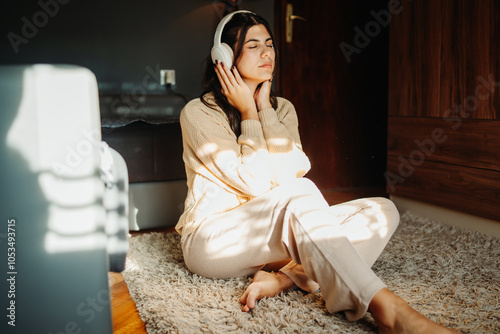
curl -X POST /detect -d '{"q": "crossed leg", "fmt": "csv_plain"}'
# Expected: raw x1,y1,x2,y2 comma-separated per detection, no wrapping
240,279,458,333
182,178,458,332
239,196,459,333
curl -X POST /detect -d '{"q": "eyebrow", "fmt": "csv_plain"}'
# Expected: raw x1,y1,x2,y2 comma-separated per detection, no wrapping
244,37,273,44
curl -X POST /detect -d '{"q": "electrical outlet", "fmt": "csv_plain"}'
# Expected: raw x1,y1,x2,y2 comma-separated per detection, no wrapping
160,69,175,86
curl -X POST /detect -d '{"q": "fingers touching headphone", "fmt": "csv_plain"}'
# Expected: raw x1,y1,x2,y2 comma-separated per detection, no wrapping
214,61,258,118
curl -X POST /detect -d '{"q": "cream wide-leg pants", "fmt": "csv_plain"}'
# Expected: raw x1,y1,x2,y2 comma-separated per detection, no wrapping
181,178,400,321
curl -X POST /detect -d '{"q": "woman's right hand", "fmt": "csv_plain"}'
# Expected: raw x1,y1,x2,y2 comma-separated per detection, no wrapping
215,61,259,120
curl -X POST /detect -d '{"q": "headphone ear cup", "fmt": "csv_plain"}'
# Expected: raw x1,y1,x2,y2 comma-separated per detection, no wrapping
211,42,234,68
221,43,234,67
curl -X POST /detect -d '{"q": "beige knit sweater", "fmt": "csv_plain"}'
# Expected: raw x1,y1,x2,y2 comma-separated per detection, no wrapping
176,94,311,238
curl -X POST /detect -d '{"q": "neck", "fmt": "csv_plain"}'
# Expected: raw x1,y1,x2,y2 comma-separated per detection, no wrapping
243,78,259,95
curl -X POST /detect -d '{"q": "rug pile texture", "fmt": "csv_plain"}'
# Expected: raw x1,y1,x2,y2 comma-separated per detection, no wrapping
122,212,500,333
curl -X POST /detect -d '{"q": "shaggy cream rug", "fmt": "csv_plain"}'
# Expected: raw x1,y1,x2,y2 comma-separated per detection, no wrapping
122,212,500,333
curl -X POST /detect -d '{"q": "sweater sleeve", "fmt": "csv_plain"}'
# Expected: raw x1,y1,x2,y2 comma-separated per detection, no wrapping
258,98,311,186
181,101,273,197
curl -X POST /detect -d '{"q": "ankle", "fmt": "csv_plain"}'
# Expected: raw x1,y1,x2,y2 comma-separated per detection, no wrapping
275,271,295,291
369,288,405,330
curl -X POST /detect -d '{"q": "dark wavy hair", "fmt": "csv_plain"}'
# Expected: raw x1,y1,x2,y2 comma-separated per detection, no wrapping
200,11,278,137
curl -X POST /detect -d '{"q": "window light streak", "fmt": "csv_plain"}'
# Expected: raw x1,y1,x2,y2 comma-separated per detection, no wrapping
268,137,289,146
45,232,107,254
38,172,102,207
46,204,103,235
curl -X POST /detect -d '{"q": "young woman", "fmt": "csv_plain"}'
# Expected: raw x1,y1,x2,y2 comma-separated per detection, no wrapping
176,11,457,333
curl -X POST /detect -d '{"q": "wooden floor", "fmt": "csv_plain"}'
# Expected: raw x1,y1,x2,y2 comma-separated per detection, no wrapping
108,187,386,333
109,226,175,334
109,271,147,334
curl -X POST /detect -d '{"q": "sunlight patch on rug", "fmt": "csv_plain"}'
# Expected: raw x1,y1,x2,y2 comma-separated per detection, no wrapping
122,212,500,333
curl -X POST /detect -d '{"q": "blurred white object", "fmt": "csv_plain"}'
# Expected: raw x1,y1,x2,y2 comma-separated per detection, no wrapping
100,141,129,271
0,64,126,333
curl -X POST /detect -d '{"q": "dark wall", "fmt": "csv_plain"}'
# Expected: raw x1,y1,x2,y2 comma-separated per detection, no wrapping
1,0,274,100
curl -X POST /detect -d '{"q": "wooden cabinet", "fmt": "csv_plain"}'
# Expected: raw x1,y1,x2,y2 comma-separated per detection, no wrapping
387,0,500,221
102,120,185,183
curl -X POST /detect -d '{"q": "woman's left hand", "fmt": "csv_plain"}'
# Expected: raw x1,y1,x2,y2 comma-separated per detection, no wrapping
254,79,273,111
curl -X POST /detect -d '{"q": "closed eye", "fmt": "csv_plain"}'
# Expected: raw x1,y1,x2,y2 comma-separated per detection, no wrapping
245,37,274,49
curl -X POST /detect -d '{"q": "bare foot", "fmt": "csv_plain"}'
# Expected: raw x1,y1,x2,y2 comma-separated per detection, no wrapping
370,288,460,334
239,270,295,312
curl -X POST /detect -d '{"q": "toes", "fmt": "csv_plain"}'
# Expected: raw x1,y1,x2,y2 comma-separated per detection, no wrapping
240,287,258,312
239,290,248,305
246,291,258,309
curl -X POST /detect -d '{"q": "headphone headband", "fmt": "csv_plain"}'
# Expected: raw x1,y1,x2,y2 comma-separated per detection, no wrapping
213,10,254,46
211,10,255,67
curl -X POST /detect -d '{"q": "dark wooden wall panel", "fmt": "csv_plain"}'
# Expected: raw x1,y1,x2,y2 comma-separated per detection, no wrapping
491,0,500,119
440,0,497,119
388,117,500,172
387,157,500,222
388,0,441,117
388,0,500,222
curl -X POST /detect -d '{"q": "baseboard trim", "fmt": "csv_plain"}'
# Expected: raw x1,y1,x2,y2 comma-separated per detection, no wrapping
390,195,500,239
128,180,187,231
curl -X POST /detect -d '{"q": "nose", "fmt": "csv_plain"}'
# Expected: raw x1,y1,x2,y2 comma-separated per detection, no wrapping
261,46,272,59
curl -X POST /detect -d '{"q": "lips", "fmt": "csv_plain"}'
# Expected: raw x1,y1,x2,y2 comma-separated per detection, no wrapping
259,63,273,69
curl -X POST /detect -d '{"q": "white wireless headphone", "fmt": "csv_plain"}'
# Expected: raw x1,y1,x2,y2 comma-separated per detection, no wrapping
211,10,254,68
